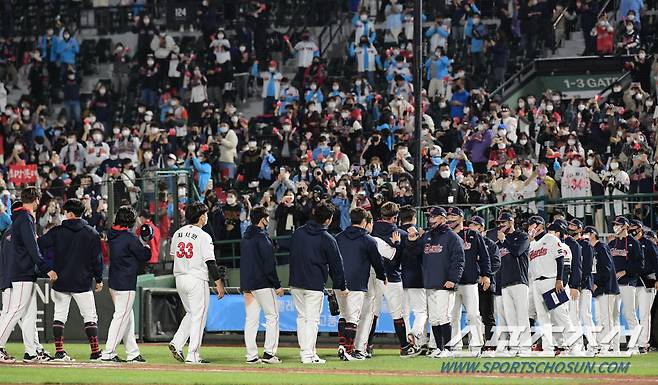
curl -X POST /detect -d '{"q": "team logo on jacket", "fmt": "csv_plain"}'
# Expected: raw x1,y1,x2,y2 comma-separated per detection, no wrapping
610,248,627,257
529,247,547,261
424,244,443,254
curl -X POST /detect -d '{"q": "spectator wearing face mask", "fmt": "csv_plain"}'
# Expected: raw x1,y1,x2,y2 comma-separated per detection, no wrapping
352,10,376,44
427,163,466,205
85,128,110,173
616,20,640,55
139,55,160,109
113,127,141,164
233,44,253,105
216,122,238,182
90,83,113,131
184,151,212,199
425,47,451,102
426,15,450,53
591,14,615,55
603,158,630,219
62,69,81,126
59,132,86,172
222,190,245,241
132,14,157,63
361,133,391,166
384,0,404,43
623,83,649,113
464,119,494,173
270,167,297,203
255,60,283,114
285,31,319,88
559,132,586,158
258,143,276,189
56,29,79,81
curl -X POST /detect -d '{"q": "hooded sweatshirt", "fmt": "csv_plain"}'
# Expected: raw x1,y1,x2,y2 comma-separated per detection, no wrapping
371,221,406,283
289,220,346,291
240,225,281,291
7,208,49,283
38,218,102,293
107,227,151,291
336,226,386,292
406,223,465,290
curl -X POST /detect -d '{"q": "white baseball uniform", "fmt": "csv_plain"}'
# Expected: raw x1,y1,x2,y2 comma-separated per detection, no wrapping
244,289,280,361
372,238,404,320
170,225,215,363
635,285,656,349
0,286,44,356
528,233,574,351
596,293,621,351
101,289,140,360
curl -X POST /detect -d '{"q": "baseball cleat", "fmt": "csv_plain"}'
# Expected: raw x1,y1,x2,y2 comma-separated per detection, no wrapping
350,351,367,360
481,349,496,358
639,347,648,354
23,353,41,363
37,349,53,361
246,357,262,364
185,359,210,364
337,346,352,361
50,351,75,362
101,355,125,363
168,344,184,362
0,349,15,364
89,352,102,361
261,353,282,364
127,355,146,363
301,356,326,364
400,344,421,358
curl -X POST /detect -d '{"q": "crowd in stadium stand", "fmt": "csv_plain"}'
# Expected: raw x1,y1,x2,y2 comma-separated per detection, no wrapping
0,0,655,266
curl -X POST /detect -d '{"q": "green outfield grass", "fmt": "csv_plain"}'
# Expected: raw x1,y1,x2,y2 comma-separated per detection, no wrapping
1,343,657,385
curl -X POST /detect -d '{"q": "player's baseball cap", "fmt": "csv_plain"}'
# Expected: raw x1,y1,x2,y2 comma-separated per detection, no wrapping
426,207,447,218
582,226,599,237
527,215,545,226
568,219,583,229
468,216,485,227
613,216,630,226
446,207,464,217
547,220,567,235
496,212,514,222
629,219,643,228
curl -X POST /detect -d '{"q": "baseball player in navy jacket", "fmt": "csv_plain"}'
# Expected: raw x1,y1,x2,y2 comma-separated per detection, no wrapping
608,216,644,353
446,207,490,356
0,187,57,364
496,211,531,355
289,201,347,364
37,199,103,362
335,208,387,361
400,206,435,354
406,207,464,358
629,220,658,354
582,226,621,354
101,206,151,362
468,216,500,353
568,219,598,353
370,202,419,357
240,207,284,364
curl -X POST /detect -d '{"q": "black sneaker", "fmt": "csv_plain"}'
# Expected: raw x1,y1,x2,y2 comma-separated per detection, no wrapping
0,348,15,364
639,346,648,354
418,345,430,356
246,357,262,364
101,356,125,363
50,351,75,362
23,353,40,363
185,359,210,364
350,351,366,360
90,352,102,361
127,355,146,363
168,344,184,363
400,344,421,358
261,352,282,364
37,349,53,361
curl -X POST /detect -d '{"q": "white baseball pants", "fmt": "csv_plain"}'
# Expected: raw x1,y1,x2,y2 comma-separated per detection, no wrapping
102,290,140,361
405,288,428,345
493,295,508,349
52,290,98,324
532,279,573,350
450,283,483,349
619,285,639,333
171,276,210,363
291,288,324,361
596,293,621,351
336,290,365,324
502,284,530,350
427,289,455,326
354,271,378,353
244,288,280,361
579,289,598,348
635,287,656,349
0,283,42,355
373,280,404,319
527,281,537,319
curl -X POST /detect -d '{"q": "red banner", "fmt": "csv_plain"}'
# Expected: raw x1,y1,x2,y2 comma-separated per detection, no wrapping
9,164,38,185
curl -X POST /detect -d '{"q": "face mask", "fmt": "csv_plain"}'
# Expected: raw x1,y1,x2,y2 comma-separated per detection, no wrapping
187,144,196,152
239,46,246,52
226,197,236,205
147,59,154,66
439,101,447,108
93,134,103,142
472,18,480,24
440,170,451,179
498,129,507,137
519,139,528,145
441,121,450,129
113,127,120,135
269,66,276,72
324,165,334,173
552,95,560,102
144,152,153,161
332,84,340,91
64,34,70,40
283,125,291,132
99,88,106,95
143,17,150,24
497,143,506,150
626,25,633,31
628,14,636,21
572,160,581,167
360,14,368,21
355,80,362,86
610,162,619,170
546,104,554,112
219,126,229,134
578,104,586,111
587,158,594,166
646,100,654,107
68,74,75,80
568,139,576,146
167,160,176,167
599,20,606,26
310,84,317,91
613,86,622,92
463,107,470,114
217,33,225,39
300,165,308,172
122,130,131,137
67,137,75,144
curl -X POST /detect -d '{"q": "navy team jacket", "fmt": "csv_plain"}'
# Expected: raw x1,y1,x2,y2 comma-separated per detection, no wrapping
455,228,491,285
240,225,281,291
405,224,464,290
578,237,595,291
498,230,530,288
483,235,501,293
608,235,644,286
593,241,620,296
336,226,386,292
7,209,49,283
108,226,151,291
38,219,103,293
638,236,658,288
400,223,423,289
289,220,346,291
371,221,406,283
563,236,582,289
